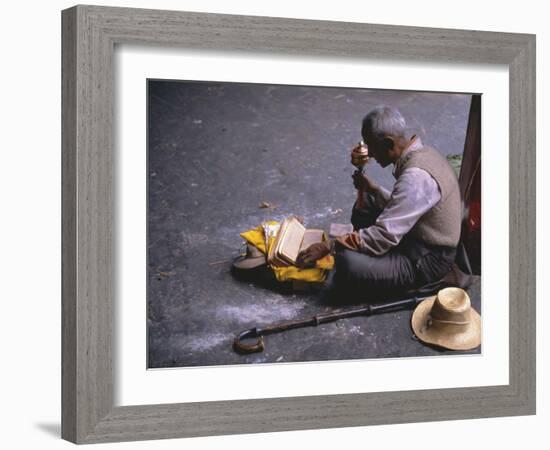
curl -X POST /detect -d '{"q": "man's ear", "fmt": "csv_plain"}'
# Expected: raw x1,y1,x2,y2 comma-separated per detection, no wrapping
382,137,395,152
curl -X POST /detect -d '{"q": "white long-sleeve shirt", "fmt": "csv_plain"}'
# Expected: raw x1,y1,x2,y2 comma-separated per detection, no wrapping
357,138,442,256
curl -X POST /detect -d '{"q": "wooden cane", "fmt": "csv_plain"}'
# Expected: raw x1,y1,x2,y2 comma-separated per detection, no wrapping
351,142,369,209
233,296,424,354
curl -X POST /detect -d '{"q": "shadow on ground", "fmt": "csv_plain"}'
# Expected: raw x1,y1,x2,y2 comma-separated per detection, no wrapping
35,423,60,438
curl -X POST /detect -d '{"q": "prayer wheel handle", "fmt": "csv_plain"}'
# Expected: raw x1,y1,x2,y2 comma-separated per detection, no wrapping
351,142,369,209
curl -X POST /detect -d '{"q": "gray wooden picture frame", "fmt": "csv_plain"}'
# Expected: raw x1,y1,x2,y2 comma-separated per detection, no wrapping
61,4,536,444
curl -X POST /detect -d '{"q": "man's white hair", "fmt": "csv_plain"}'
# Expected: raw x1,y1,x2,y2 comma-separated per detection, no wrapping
362,105,407,140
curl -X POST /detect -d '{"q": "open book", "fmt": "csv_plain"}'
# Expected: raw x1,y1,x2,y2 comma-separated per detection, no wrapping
267,216,325,267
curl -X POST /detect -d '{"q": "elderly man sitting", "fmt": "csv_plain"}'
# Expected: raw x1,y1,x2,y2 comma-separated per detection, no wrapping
297,105,463,300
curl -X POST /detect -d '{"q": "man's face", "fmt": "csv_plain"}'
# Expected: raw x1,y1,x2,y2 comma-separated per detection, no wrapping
364,135,393,168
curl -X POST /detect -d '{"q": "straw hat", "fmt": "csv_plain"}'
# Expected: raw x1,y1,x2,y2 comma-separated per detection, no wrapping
411,287,481,350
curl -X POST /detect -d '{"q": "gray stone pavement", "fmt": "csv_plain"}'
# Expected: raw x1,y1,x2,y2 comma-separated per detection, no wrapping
147,80,479,368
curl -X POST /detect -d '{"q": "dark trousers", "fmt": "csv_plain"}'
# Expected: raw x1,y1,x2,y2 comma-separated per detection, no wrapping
331,200,457,302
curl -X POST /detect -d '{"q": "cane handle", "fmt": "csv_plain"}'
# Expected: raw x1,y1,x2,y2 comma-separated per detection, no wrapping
233,328,265,354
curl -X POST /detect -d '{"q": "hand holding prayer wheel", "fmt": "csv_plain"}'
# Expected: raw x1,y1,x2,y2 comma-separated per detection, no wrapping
350,142,370,209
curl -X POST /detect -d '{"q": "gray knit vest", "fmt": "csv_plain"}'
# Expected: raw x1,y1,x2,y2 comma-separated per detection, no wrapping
394,145,462,248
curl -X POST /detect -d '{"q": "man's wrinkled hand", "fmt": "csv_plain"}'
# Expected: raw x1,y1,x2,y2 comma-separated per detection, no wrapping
296,242,331,268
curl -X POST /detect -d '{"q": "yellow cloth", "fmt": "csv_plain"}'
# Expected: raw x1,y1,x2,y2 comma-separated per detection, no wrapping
239,221,334,282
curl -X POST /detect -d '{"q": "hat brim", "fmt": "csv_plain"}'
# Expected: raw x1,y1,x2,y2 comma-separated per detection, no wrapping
411,296,481,351
232,255,266,270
